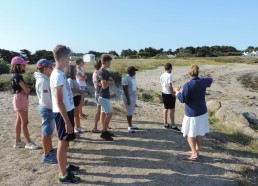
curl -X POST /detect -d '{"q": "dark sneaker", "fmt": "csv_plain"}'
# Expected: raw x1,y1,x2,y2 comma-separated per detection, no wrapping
66,163,80,174
58,172,81,184
131,125,139,130
106,131,114,137
164,124,170,129
100,132,113,141
171,126,181,132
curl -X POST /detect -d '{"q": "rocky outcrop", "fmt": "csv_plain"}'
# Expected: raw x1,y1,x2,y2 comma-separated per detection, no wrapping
207,100,221,112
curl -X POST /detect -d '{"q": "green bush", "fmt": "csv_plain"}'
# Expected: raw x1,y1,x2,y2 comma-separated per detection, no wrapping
0,60,10,74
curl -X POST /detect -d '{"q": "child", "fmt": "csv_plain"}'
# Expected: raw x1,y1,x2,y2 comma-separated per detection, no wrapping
91,60,102,133
67,65,86,133
75,58,87,119
11,56,38,150
50,45,81,183
34,59,57,163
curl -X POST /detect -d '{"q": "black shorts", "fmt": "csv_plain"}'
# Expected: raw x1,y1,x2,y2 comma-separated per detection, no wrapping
73,95,81,107
162,93,176,109
55,109,76,141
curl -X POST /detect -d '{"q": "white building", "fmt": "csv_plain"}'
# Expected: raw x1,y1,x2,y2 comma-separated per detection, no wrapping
83,54,95,62
242,51,258,56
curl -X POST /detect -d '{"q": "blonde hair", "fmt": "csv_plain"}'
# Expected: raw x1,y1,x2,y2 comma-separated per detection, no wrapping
188,64,199,77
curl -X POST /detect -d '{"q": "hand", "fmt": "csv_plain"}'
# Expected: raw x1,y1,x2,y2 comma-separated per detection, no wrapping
175,86,180,92
65,122,73,134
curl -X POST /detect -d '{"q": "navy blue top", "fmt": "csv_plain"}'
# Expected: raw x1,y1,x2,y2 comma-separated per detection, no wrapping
176,77,213,117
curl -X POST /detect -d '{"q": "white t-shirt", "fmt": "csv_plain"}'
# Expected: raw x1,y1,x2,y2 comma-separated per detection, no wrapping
160,72,173,94
67,78,80,97
50,69,74,112
76,68,87,87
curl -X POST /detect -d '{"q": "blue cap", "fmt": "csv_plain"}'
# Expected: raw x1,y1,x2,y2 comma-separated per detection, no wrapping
37,59,54,69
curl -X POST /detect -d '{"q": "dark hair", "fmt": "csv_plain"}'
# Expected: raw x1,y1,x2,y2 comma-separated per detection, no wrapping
94,60,102,70
164,63,172,71
53,45,72,61
75,58,83,65
10,64,25,74
101,54,112,64
66,65,76,79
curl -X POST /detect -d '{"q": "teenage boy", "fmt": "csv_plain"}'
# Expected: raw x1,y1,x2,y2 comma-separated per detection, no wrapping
122,66,139,133
34,59,57,164
50,45,81,183
160,63,180,131
97,54,115,141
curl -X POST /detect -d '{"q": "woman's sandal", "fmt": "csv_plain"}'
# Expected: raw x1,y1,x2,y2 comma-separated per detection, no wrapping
91,128,101,133
185,155,198,161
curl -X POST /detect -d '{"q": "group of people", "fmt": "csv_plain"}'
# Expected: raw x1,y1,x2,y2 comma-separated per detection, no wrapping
10,44,213,184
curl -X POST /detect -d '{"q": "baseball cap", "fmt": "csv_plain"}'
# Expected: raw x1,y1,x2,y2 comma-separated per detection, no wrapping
11,56,28,65
37,59,55,69
127,66,138,73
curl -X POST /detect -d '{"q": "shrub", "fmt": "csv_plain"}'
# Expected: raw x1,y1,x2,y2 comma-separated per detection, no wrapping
0,60,10,74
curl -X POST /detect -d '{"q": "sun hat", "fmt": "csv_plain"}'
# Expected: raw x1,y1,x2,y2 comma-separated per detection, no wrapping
11,56,28,65
37,59,55,69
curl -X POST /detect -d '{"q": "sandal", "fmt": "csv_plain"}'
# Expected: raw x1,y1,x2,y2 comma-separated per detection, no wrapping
91,128,101,133
79,114,87,119
185,155,198,161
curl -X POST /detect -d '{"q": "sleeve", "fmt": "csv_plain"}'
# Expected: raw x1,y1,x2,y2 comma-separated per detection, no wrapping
168,74,173,84
13,74,23,84
122,76,129,85
99,70,107,80
52,74,65,88
67,79,74,89
176,83,189,103
204,78,213,87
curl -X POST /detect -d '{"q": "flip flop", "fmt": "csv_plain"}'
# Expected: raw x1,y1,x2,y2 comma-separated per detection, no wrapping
184,155,198,161
91,128,101,133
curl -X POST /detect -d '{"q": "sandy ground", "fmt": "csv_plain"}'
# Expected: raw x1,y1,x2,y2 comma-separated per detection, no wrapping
0,63,258,185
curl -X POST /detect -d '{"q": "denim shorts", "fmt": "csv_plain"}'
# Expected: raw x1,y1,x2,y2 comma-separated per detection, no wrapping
38,105,55,136
98,96,112,113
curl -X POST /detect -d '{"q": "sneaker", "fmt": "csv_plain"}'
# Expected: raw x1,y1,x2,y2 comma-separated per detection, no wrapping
76,127,86,133
164,123,170,129
74,128,79,134
100,132,113,141
106,131,114,137
171,126,181,132
58,172,81,184
66,163,80,174
25,142,38,150
13,141,25,148
128,127,135,133
50,148,56,155
42,154,58,164
130,125,139,130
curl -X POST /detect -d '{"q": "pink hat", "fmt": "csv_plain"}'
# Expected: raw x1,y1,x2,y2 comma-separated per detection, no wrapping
11,56,28,65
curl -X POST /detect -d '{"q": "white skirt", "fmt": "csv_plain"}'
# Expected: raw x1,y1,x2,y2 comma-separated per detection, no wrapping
181,112,209,137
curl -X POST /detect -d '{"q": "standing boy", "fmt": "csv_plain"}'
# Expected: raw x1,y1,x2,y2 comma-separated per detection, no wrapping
160,63,180,131
34,59,57,163
50,45,81,183
122,66,139,133
97,54,115,141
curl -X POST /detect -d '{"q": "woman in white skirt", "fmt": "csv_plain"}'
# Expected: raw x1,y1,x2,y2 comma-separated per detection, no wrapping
175,64,213,161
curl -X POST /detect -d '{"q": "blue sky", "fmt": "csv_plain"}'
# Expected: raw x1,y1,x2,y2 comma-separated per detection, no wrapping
0,0,257,54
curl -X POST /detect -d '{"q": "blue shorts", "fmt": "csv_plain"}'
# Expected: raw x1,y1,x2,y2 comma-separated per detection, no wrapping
54,109,76,141
98,97,112,113
38,105,55,136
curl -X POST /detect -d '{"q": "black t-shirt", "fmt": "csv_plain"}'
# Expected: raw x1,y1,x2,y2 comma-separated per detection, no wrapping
97,68,110,99
11,73,25,94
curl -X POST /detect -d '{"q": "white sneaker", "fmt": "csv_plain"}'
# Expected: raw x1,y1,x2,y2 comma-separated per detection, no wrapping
74,128,79,134
25,142,38,150
13,141,25,148
77,127,86,133
128,127,135,133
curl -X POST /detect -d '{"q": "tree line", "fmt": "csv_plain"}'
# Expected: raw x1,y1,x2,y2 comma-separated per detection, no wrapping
1,46,258,63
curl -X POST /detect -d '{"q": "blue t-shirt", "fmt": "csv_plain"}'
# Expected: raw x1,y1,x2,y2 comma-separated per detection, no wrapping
176,77,213,117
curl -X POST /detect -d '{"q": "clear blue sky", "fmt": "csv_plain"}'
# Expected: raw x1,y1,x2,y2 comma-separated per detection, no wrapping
0,0,257,54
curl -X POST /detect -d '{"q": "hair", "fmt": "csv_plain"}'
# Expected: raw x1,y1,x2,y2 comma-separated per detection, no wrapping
188,64,199,77
53,45,72,61
94,59,102,70
164,63,172,71
66,65,76,79
101,54,112,64
10,64,25,74
75,58,83,65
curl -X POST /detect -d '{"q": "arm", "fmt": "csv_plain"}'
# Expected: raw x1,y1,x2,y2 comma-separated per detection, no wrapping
176,84,189,103
55,86,73,134
77,72,86,81
107,76,115,86
168,83,175,97
100,79,109,89
122,85,130,105
19,81,30,95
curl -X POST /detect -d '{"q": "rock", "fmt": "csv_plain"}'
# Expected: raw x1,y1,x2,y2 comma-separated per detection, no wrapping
207,100,221,112
246,95,256,99
242,112,258,126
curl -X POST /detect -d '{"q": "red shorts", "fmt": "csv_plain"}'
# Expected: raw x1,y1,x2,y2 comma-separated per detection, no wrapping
13,93,28,111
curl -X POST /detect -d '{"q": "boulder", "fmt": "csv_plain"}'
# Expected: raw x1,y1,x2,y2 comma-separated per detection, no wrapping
242,112,258,126
207,100,221,112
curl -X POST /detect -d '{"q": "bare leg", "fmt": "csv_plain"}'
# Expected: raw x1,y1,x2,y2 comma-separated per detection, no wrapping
93,104,101,129
163,109,168,124
15,113,22,143
101,112,112,131
196,136,202,155
74,106,80,128
187,137,198,156
169,109,175,126
18,110,31,143
42,136,53,156
127,115,132,127
57,140,69,176
79,94,84,117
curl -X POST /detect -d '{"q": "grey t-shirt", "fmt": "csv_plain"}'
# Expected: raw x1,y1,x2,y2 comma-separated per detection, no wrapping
122,75,137,97
97,68,110,99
